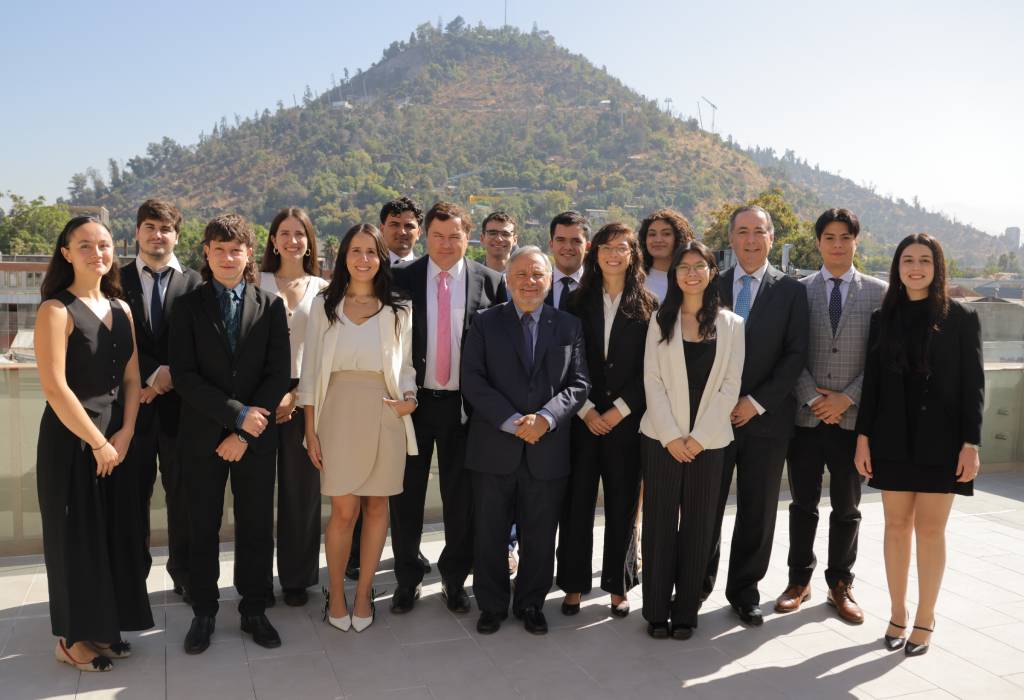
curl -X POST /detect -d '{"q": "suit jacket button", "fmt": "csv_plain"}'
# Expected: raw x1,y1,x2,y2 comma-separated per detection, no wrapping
831,348,838,353
607,362,614,369
606,389,612,396
827,374,831,379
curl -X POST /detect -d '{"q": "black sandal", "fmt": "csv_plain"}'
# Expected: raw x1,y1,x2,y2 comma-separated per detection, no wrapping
905,623,934,657
884,620,907,651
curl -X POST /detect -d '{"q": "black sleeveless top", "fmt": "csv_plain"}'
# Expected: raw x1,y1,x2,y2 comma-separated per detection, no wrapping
683,338,717,431
53,290,134,433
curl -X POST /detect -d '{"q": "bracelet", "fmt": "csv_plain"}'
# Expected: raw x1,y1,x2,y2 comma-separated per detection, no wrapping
91,440,109,452
404,395,418,406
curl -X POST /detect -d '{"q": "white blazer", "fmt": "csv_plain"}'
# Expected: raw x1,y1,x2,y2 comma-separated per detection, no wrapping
296,295,419,455
639,309,745,451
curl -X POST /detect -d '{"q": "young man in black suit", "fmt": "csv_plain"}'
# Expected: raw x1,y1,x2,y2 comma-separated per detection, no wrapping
119,199,202,602
169,214,291,654
461,246,590,635
703,205,810,626
388,201,505,616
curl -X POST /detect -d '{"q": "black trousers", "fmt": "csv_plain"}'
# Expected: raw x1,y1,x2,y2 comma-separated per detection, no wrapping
276,411,322,591
472,460,567,613
703,429,790,607
389,391,472,589
130,412,190,590
786,424,862,588
555,417,641,596
185,448,276,617
641,437,723,627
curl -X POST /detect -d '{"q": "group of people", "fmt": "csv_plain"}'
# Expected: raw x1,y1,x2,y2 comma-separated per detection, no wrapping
33,194,984,674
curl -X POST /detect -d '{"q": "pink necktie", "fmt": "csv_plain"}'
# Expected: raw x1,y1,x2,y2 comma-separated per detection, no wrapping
436,270,452,385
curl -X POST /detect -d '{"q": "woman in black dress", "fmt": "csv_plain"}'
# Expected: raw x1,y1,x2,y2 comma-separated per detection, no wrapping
35,216,152,671
556,223,656,618
854,233,983,657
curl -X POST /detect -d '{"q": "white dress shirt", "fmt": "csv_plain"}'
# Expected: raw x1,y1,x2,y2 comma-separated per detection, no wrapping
577,291,632,420
732,259,770,415
136,254,182,387
819,265,855,307
389,250,416,266
551,266,583,307
645,268,668,302
424,257,467,390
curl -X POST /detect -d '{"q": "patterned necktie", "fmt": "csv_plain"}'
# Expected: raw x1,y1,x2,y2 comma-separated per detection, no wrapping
829,277,843,336
521,313,536,371
143,266,169,335
435,270,452,385
734,274,753,321
219,287,241,352
558,277,574,311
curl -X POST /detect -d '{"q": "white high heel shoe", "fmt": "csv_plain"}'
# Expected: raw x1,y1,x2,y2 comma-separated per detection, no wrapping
352,595,376,633
322,587,351,632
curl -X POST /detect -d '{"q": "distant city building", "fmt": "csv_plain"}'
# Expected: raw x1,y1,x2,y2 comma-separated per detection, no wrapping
68,205,110,227
1005,226,1021,249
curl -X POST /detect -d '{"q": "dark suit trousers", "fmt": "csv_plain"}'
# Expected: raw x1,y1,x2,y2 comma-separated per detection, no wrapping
641,437,723,627
185,449,276,616
704,429,789,607
130,412,189,589
389,391,472,589
556,418,641,596
473,459,567,613
786,424,862,588
276,411,322,591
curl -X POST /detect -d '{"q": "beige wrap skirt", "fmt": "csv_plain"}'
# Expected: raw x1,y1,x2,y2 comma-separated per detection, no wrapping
318,370,406,497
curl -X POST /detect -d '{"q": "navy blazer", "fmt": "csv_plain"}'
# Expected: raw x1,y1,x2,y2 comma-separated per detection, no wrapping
461,302,590,479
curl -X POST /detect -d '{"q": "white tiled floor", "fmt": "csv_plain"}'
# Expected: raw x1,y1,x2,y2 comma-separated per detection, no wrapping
2,472,1024,699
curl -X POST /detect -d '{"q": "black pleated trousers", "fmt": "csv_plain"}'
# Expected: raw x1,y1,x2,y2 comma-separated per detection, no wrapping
275,411,322,591
389,391,472,589
703,430,789,607
640,437,723,627
786,424,862,588
556,417,641,596
185,448,276,617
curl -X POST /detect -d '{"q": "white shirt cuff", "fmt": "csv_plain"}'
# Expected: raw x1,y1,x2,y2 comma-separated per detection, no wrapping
612,397,632,418
577,400,596,420
146,365,167,388
746,395,766,415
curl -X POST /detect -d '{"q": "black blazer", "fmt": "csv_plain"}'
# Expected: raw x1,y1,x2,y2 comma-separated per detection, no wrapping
120,261,202,432
855,300,984,468
567,287,648,421
169,282,291,456
461,303,590,479
391,256,505,387
719,264,810,438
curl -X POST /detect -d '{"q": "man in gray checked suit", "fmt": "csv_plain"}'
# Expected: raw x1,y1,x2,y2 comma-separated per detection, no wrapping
774,208,887,624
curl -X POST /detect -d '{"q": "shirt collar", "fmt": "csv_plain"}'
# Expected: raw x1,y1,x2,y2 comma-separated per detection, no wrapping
603,289,623,308
212,278,246,298
512,303,544,325
136,254,182,276
553,266,583,284
819,265,855,284
390,250,416,265
428,256,465,281
736,259,769,283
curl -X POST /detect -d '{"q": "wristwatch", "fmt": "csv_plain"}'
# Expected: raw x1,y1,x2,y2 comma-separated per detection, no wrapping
235,432,248,444
962,442,979,451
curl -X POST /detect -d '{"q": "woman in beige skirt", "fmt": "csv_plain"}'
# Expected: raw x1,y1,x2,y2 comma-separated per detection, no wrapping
297,224,418,633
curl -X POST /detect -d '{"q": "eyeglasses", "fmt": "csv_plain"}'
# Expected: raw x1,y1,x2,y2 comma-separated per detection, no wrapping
676,263,710,274
597,244,631,256
484,229,515,240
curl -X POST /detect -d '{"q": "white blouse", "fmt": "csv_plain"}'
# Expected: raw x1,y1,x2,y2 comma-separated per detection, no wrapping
645,268,668,302
332,301,384,372
260,272,329,379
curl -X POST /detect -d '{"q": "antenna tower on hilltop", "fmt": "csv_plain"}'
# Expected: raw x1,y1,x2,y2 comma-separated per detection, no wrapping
701,96,718,133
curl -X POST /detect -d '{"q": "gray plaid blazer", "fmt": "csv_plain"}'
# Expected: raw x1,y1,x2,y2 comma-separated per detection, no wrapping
794,269,887,430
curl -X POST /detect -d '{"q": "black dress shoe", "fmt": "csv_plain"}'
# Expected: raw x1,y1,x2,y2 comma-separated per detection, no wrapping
441,583,471,613
241,613,281,649
390,584,422,614
282,588,309,607
345,562,360,581
515,606,548,635
671,623,694,640
560,599,581,616
732,604,764,626
418,550,432,574
184,615,215,654
647,621,670,639
476,610,507,634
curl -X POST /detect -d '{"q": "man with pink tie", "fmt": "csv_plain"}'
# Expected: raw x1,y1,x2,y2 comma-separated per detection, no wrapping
389,202,506,615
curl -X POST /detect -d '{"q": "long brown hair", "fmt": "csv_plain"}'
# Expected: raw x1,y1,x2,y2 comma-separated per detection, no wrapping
261,206,320,275
40,216,122,301
573,223,656,322
655,240,720,343
321,224,408,334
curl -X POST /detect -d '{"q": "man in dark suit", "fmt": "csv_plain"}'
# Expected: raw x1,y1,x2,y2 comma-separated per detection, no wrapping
388,201,505,615
545,211,589,309
462,246,590,635
169,214,291,654
703,205,810,627
119,199,202,602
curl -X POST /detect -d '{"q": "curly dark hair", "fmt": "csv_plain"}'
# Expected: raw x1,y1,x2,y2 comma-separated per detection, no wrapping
638,208,695,270
200,214,259,283
655,240,720,343
572,223,656,322
40,216,122,301
379,196,424,226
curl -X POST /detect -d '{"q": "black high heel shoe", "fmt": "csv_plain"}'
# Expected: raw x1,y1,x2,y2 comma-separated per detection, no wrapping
905,623,934,657
884,619,907,651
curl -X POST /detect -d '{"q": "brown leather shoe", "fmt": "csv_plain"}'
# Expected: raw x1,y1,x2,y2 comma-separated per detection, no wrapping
774,583,811,613
827,581,864,624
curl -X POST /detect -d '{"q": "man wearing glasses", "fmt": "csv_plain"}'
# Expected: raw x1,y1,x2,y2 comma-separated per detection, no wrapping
481,211,518,275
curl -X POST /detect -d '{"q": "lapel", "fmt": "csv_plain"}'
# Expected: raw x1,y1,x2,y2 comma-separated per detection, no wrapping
530,304,557,377
501,303,532,376
748,264,779,318
544,285,555,307
236,283,259,354
377,304,397,396
121,263,152,341
200,283,234,358
162,268,185,331
719,267,735,309
410,257,429,356
587,292,606,359
834,270,862,338
464,260,485,327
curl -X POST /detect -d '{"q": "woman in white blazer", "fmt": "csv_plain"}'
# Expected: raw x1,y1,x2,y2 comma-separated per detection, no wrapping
639,240,744,640
297,224,417,633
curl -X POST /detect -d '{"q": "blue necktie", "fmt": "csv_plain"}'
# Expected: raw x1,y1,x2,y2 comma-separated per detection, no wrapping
219,288,241,352
829,278,843,336
734,274,753,321
143,266,169,336
521,313,535,371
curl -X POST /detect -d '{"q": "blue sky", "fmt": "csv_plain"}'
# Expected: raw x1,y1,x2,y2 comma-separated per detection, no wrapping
1,0,1020,236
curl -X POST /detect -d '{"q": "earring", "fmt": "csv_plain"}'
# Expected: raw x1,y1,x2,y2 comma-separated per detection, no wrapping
273,247,280,255
305,249,311,257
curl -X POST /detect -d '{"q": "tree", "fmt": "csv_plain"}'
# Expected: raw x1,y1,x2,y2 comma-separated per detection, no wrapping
445,16,466,35
0,193,70,254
